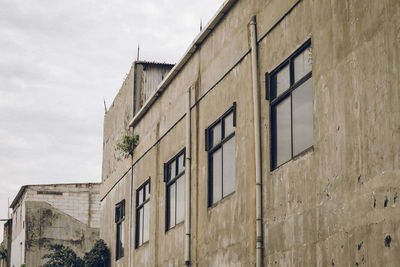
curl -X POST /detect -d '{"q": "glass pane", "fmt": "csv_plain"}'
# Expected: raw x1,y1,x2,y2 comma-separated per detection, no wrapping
117,223,123,258
211,123,221,147
138,208,143,245
222,137,236,197
224,112,235,137
274,64,290,96
138,189,143,205
170,160,176,179
294,47,312,82
275,97,291,167
176,176,185,224
120,222,124,256
177,154,185,174
212,149,222,204
145,183,150,200
143,203,149,243
293,78,313,155
168,184,176,228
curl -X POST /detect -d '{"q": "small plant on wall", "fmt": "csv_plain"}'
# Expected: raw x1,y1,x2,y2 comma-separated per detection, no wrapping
115,132,139,159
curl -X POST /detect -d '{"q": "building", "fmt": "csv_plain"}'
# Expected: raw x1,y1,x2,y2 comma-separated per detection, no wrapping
0,219,11,267
8,183,101,267
100,0,400,266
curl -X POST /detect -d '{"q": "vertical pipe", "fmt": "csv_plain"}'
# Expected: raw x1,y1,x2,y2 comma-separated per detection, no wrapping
129,167,133,267
185,87,192,266
250,16,264,267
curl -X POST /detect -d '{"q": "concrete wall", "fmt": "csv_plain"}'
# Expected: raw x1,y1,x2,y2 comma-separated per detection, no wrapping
257,0,400,266
101,0,400,266
100,170,131,267
24,201,99,266
9,183,101,267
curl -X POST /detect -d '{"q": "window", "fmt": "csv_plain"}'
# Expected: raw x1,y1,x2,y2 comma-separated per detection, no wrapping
267,39,313,170
115,200,125,260
164,149,185,230
205,103,236,206
135,179,150,248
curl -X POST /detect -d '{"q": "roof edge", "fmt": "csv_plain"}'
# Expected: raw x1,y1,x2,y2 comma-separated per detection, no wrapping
9,182,101,209
129,0,238,128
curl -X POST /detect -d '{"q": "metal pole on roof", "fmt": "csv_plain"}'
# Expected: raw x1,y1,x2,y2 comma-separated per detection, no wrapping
137,43,140,61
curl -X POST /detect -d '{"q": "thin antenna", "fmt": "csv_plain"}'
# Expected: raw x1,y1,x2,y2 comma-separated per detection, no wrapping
200,19,203,31
103,99,107,114
8,197,10,218
137,43,140,61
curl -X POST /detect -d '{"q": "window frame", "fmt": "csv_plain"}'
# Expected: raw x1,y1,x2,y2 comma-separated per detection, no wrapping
266,39,313,171
205,102,237,207
135,178,150,248
164,148,186,231
115,200,125,260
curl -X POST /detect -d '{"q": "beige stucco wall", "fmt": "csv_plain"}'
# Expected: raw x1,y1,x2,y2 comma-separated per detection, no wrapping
100,0,400,266
100,170,131,267
257,0,400,266
9,183,101,267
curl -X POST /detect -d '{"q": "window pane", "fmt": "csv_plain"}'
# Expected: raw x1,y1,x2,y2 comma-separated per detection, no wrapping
222,136,236,197
170,160,176,180
274,97,291,167
274,64,290,96
145,183,150,200
176,176,185,224
293,77,313,155
116,222,124,258
168,184,176,228
211,123,221,147
138,189,143,205
177,154,185,174
224,112,235,137
294,47,312,82
143,203,149,243
212,149,222,204
138,208,143,245
120,222,124,256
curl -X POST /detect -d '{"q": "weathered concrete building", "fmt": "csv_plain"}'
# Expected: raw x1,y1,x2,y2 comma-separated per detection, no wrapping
0,220,11,267
100,0,400,266
8,183,101,267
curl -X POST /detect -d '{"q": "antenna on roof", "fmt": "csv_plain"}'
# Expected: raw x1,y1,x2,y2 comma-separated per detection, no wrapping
8,197,10,218
137,42,140,61
103,99,108,114
200,19,203,31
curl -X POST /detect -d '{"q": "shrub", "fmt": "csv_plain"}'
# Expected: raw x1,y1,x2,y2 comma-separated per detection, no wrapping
115,133,139,158
41,244,83,267
83,239,110,267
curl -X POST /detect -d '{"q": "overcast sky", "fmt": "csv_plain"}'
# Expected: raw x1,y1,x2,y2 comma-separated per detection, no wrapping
0,0,226,241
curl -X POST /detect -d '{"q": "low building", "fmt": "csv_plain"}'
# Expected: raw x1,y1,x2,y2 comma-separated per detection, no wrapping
8,183,100,267
100,0,400,266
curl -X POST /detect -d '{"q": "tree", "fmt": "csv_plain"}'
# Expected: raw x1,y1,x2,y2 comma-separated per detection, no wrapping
0,244,7,260
41,244,83,267
83,239,110,267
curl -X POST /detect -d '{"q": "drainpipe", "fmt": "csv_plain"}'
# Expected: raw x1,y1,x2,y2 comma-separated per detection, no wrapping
250,16,264,267
185,87,192,266
129,166,133,267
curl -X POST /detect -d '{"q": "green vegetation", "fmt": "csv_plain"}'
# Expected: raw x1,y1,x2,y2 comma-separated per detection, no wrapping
41,244,84,267
83,239,110,267
0,244,7,259
115,133,139,158
40,240,110,267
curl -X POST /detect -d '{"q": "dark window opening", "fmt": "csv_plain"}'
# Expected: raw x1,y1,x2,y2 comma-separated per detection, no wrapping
135,179,150,248
164,149,185,231
205,103,236,206
115,200,125,260
267,39,313,170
